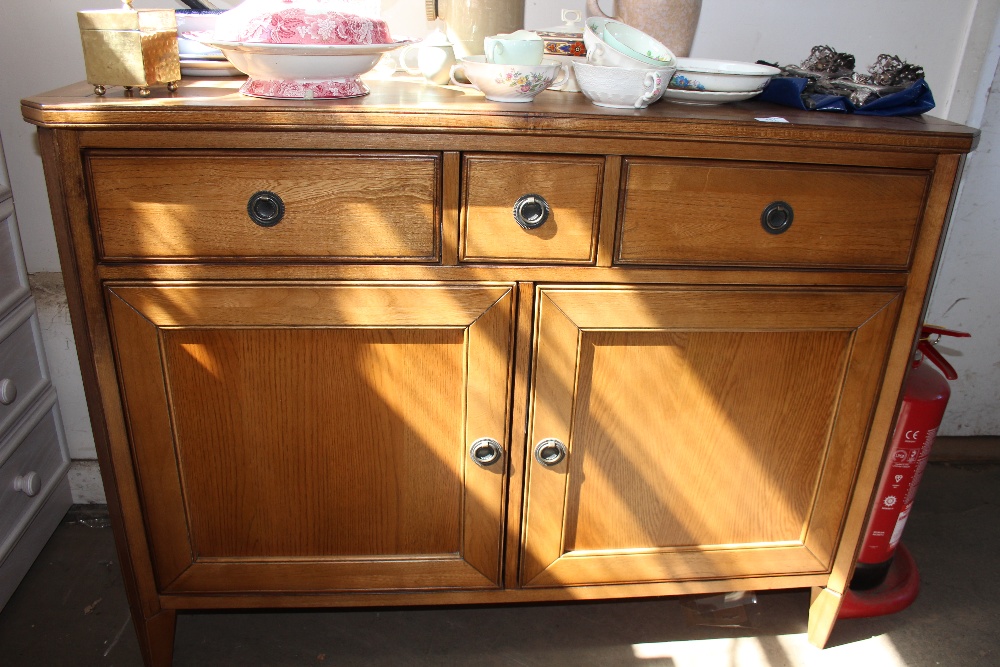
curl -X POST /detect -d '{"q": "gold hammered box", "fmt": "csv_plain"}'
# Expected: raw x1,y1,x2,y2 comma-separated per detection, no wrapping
78,4,180,94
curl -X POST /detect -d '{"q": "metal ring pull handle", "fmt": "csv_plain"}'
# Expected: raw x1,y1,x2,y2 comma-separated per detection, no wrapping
761,201,794,234
512,193,550,230
247,190,285,227
469,437,504,467
534,438,567,467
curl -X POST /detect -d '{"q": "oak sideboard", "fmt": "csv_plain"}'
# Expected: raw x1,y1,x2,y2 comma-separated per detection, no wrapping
22,78,977,666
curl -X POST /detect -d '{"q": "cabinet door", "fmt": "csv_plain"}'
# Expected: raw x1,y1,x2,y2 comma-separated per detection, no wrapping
521,286,901,587
106,283,514,594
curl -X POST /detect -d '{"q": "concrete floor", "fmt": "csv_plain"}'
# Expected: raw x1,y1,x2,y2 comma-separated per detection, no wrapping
1,460,997,666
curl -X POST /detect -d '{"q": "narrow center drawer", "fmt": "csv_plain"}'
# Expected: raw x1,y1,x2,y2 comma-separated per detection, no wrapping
86,151,441,262
617,158,930,269
460,153,603,264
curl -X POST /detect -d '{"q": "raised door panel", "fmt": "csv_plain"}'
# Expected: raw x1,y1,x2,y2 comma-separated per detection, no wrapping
106,282,514,594
521,286,901,587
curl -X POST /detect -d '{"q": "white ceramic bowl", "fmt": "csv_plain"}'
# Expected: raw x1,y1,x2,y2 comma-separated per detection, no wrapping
669,58,780,93
199,39,412,98
572,61,674,109
584,17,651,69
449,56,568,103
603,21,676,68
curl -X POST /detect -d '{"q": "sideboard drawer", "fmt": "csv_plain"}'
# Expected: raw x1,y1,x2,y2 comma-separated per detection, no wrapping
87,152,441,262
460,153,602,264
617,158,929,269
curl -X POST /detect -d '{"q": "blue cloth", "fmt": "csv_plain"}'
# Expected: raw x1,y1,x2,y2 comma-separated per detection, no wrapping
757,77,935,116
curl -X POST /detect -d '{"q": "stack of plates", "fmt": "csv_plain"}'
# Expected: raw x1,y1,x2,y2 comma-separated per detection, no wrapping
662,58,780,105
179,31,243,78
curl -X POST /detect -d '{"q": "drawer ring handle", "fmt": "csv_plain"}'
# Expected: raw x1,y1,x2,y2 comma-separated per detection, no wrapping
512,193,550,230
247,191,285,227
761,201,794,234
469,438,504,467
534,438,567,467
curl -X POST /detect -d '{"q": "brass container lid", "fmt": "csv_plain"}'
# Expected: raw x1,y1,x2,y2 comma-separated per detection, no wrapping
78,0,176,32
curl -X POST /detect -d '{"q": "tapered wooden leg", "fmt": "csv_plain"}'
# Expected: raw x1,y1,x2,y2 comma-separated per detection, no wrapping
135,609,177,667
808,586,843,648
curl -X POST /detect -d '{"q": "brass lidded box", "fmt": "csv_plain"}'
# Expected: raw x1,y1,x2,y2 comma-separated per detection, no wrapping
78,0,181,96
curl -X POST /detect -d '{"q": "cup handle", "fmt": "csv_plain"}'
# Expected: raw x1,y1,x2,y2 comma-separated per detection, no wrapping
547,64,570,90
587,42,605,63
449,64,474,88
489,42,505,64
400,44,421,75
635,71,663,108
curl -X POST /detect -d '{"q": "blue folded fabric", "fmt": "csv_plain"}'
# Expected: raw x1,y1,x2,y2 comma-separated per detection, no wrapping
756,77,935,116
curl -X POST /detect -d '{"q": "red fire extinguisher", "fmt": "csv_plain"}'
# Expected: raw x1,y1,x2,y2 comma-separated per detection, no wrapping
841,325,970,617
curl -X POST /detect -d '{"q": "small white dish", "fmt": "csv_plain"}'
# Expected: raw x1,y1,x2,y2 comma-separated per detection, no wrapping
660,88,763,105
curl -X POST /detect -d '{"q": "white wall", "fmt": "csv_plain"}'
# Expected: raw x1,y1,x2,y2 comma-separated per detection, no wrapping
0,0,997,502
925,57,1000,435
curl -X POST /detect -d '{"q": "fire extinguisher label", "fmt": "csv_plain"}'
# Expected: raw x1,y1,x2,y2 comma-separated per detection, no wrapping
889,507,911,548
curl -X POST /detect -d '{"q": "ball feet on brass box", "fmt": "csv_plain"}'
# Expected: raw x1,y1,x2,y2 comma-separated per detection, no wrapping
94,82,177,97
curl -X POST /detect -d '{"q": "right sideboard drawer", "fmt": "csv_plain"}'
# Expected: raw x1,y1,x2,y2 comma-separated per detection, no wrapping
616,158,930,269
86,151,441,263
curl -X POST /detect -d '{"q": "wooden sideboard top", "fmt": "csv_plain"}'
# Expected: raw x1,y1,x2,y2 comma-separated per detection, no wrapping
22,77,978,153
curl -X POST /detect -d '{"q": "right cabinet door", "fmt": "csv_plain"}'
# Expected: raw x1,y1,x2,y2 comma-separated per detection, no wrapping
521,285,902,587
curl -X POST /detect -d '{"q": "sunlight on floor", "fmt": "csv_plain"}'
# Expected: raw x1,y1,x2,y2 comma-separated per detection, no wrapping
633,632,904,666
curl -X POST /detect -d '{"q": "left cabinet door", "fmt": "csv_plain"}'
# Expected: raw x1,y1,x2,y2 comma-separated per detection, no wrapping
105,282,515,594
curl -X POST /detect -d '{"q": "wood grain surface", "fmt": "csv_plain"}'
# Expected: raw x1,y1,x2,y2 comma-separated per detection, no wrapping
460,153,602,264
618,158,930,268
88,152,440,261
23,78,977,663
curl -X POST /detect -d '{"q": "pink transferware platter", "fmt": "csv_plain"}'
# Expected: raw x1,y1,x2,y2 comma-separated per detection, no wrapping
201,0,409,99
199,39,413,99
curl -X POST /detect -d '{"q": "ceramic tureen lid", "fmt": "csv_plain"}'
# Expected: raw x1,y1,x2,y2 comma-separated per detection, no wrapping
214,0,393,45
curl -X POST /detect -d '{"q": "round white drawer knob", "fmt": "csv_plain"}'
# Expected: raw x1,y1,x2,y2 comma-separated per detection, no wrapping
14,471,41,497
0,378,16,405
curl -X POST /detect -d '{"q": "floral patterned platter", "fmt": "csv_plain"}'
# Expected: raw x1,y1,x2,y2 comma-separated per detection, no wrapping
198,39,413,98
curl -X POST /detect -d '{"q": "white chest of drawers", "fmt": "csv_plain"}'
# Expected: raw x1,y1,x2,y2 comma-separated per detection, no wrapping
0,189,72,610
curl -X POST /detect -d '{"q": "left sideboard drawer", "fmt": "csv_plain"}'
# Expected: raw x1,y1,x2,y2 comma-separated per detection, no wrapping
86,151,441,263
617,158,930,269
